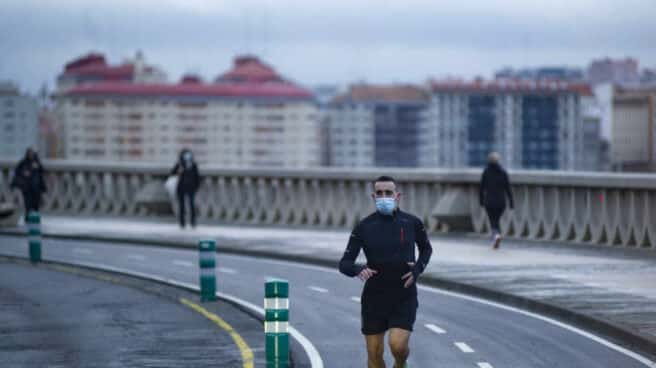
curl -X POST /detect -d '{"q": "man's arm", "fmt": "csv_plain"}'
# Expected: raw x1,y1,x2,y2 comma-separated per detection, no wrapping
192,164,201,192
170,163,180,176
504,171,515,209
39,167,47,193
412,218,433,278
338,224,366,277
402,218,433,288
479,170,487,207
11,161,25,189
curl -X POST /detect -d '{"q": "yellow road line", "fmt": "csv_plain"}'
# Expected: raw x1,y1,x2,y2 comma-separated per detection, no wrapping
22,262,256,367
180,298,254,368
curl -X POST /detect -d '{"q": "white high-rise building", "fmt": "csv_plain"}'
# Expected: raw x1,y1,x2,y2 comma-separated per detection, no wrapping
54,54,321,167
423,79,591,170
611,89,656,171
0,82,38,160
326,102,375,167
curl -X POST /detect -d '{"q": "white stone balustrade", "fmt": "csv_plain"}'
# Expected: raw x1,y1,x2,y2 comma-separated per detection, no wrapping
1,160,654,248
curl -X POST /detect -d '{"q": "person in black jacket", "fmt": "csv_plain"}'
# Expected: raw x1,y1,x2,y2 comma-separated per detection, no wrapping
11,148,47,221
170,148,200,228
479,152,514,249
339,175,432,368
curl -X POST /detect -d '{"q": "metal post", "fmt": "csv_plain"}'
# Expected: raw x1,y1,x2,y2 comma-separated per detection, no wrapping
27,211,41,263
265,279,289,368
198,239,216,302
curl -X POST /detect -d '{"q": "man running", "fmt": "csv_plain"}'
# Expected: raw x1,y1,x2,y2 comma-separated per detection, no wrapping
339,176,433,368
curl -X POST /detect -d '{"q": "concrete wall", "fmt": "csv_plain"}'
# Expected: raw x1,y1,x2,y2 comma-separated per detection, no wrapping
1,160,654,248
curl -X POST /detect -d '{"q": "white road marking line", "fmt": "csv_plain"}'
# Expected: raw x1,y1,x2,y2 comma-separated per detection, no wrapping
455,342,474,353
172,260,194,267
243,253,656,363
416,285,656,367
478,363,494,368
350,296,361,303
216,292,325,368
230,253,653,368
309,286,328,293
218,267,236,274
15,234,653,368
126,254,145,261
49,259,323,368
72,248,92,255
424,323,446,334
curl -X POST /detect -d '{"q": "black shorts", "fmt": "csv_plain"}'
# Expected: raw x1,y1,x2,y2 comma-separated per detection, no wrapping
361,292,418,335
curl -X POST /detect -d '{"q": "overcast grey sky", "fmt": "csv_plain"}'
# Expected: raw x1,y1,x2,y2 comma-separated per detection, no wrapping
1,0,655,94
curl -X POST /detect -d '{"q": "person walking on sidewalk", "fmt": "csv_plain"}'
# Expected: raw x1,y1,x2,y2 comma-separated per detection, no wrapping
479,152,514,249
170,148,200,228
11,148,47,222
339,176,433,368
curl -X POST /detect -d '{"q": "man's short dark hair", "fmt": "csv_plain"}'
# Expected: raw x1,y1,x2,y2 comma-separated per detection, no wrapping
373,175,396,185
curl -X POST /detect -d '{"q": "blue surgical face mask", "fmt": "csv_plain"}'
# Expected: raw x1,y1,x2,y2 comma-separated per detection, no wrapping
183,152,193,162
375,197,396,215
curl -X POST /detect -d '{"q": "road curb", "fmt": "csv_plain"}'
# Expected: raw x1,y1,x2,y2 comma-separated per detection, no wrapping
1,227,655,362
0,252,301,368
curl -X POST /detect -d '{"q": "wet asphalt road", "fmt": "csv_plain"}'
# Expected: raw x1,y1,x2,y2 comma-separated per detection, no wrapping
0,260,264,368
0,234,653,368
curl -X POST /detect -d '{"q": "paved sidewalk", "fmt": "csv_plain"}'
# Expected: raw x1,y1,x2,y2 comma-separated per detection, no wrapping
2,215,655,357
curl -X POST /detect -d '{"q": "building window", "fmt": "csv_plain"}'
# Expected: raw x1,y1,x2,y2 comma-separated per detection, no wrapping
85,100,106,107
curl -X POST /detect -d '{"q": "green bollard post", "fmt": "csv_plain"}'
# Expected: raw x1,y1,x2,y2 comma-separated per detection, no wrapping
198,239,217,302
27,211,41,263
265,279,290,368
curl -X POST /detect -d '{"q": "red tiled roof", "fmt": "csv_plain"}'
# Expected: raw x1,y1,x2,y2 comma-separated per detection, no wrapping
62,53,134,80
333,84,428,104
216,55,283,83
181,75,202,84
64,53,106,71
429,79,593,96
63,64,134,80
62,81,313,99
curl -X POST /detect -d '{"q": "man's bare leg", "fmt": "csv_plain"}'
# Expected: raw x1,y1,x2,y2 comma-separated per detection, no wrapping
365,333,386,368
389,328,411,368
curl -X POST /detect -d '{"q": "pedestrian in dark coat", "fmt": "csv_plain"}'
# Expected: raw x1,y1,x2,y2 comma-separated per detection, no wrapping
170,148,200,228
479,152,514,249
11,148,47,221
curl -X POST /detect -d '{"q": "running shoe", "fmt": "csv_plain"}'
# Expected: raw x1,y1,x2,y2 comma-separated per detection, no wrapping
493,234,502,250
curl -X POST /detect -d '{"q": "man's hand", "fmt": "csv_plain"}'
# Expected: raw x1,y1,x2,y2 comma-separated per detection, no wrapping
402,262,416,288
357,267,378,282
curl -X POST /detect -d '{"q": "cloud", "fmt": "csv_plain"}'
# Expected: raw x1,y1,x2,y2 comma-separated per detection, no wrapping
1,0,654,93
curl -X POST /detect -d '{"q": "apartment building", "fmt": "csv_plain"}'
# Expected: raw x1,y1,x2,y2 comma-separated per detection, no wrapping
328,85,428,168
423,79,592,170
55,54,321,167
588,58,640,86
611,89,655,171
0,82,38,160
